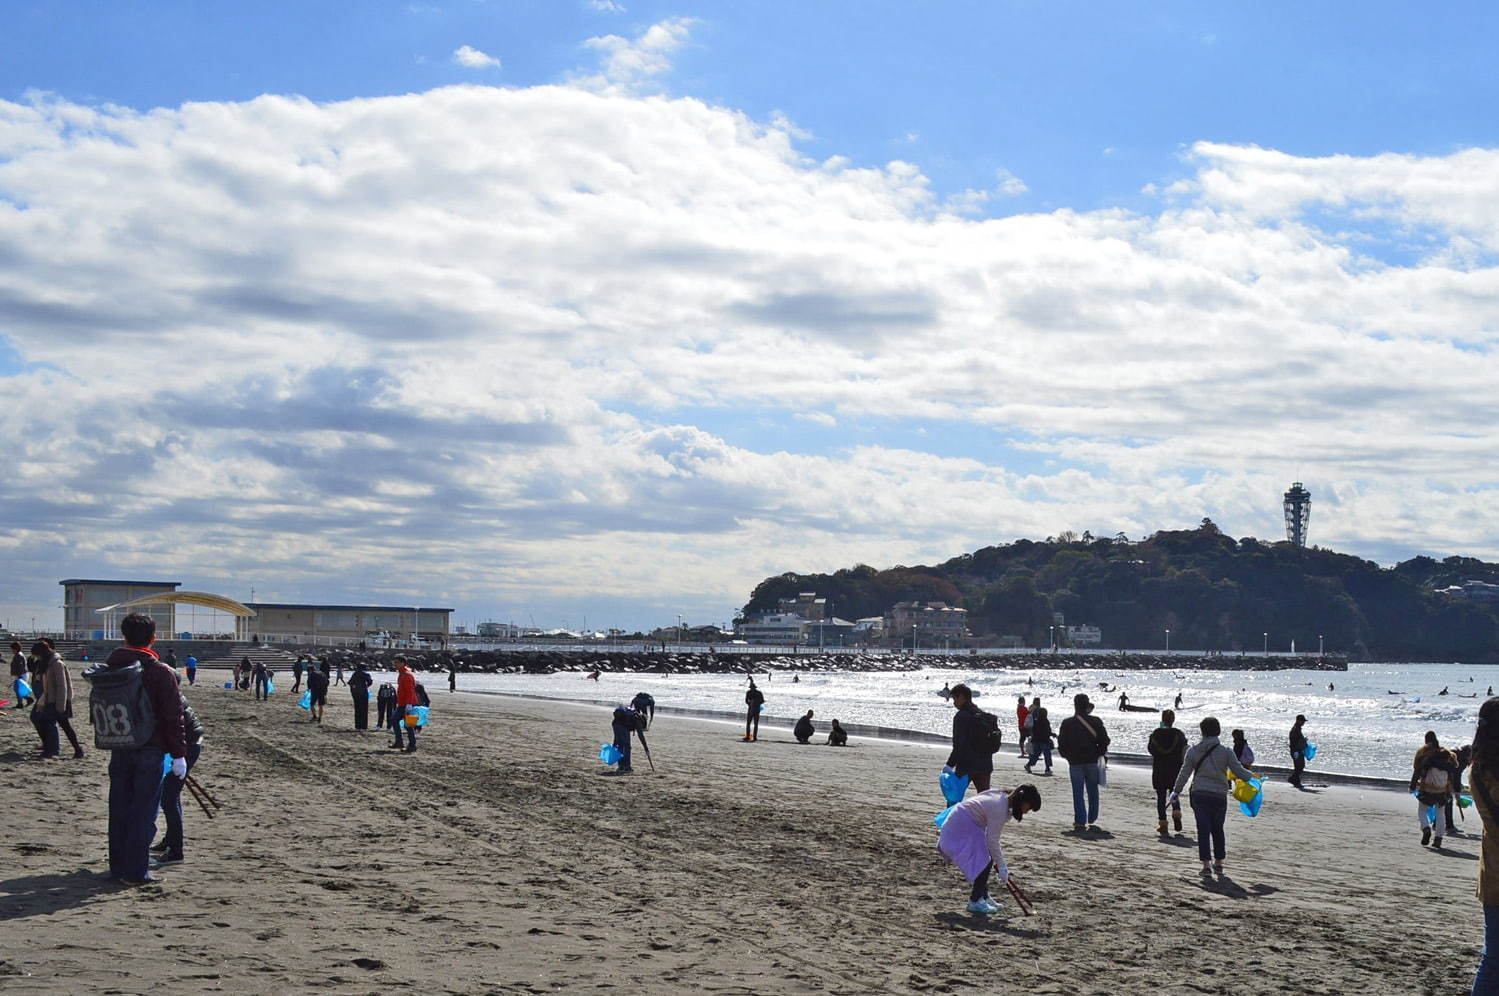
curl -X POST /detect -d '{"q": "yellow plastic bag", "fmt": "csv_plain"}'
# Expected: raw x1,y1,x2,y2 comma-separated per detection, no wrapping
1230,776,1260,804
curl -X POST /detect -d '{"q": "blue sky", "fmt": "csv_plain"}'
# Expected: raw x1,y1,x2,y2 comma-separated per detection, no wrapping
2,3,1499,631
6,2,1498,217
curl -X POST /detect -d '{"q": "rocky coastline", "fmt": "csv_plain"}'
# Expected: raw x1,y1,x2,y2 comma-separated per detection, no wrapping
315,647,1349,675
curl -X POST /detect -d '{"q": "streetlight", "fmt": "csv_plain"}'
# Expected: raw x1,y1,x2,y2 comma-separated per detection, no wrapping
1318,633,1324,657
1048,625,1055,650
1263,632,1268,657
1165,628,1171,653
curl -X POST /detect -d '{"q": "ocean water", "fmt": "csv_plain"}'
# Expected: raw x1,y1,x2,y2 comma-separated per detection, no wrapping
421,661,1498,779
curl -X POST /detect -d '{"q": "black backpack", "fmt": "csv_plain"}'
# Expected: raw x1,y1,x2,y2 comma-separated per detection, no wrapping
979,709,1003,754
82,661,157,749
614,706,639,731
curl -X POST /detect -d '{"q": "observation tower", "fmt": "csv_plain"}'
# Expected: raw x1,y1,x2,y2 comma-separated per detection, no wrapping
1283,482,1311,547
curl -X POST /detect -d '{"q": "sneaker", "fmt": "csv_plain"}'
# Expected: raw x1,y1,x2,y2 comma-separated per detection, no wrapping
1421,827,1432,846
150,841,170,853
118,874,160,886
1212,861,1223,874
1072,823,1086,832
1433,835,1444,849
1201,861,1213,876
153,854,185,867
1023,765,1033,774
965,899,994,914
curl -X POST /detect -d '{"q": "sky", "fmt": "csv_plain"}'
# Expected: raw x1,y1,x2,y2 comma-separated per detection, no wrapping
2,2,1498,632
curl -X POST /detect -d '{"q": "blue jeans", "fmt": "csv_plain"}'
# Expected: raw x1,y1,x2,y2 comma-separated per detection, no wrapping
1027,743,1052,770
612,725,633,771
1477,905,1499,994
34,707,60,756
108,746,166,880
160,743,202,857
1069,761,1100,825
391,706,417,749
1191,791,1228,862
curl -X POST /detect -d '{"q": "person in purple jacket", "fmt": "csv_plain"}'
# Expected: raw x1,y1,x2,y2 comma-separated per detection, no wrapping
88,613,188,886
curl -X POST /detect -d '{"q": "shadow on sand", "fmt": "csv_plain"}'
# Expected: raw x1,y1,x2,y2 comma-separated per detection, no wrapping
1195,874,1279,900
0,869,134,921
931,911,1044,938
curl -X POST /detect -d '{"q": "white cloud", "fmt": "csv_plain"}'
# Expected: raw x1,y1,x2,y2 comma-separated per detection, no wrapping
453,45,501,69
994,167,1028,196
1,85,1498,628
586,0,625,11
578,16,695,92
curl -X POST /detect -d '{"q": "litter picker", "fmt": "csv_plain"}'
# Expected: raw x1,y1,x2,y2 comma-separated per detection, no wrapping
1004,875,1034,916
182,777,216,820
636,728,656,772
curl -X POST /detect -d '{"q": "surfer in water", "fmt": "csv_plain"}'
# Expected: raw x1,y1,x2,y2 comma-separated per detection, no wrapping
940,683,952,700
1173,692,1184,709
1118,691,1130,710
586,670,601,682
1440,686,1450,696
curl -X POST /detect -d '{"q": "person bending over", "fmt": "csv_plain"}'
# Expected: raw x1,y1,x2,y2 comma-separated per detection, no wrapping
793,709,815,745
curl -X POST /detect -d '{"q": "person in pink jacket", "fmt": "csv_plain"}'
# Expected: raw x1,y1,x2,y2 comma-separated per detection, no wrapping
937,783,1041,914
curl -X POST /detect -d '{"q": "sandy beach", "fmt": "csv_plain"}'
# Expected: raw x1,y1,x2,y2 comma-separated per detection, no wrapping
1,683,1485,995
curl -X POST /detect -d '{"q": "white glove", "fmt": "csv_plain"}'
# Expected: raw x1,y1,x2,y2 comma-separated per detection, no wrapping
1167,791,1180,806
942,765,955,775
170,756,187,779
996,865,1010,883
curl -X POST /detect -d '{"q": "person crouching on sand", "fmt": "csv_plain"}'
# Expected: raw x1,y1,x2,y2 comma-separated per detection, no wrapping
1171,716,1256,877
937,783,1041,915
794,710,815,744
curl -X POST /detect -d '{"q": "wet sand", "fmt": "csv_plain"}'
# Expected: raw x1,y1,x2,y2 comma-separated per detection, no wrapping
0,687,1484,994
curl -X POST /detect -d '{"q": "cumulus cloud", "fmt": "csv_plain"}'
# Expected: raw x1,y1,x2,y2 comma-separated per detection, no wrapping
994,167,1028,196
578,16,695,92
453,45,501,69
0,84,1497,628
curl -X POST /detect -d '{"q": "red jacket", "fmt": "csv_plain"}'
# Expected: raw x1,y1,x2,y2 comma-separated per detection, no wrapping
396,667,419,707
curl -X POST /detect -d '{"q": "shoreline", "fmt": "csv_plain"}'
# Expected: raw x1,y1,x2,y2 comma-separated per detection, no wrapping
469,689,1412,791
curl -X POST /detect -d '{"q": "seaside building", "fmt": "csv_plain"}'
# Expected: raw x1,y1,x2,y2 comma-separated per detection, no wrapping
1065,624,1103,646
776,592,827,621
1437,580,1499,604
852,617,885,643
883,601,970,647
735,612,807,645
803,617,856,647
245,602,452,645
61,579,180,639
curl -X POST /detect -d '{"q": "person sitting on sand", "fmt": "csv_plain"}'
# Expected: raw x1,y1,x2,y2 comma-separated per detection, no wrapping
1231,729,1255,768
793,709,815,744
826,720,847,747
1148,710,1187,836
1171,716,1257,876
1411,731,1460,849
936,783,1041,915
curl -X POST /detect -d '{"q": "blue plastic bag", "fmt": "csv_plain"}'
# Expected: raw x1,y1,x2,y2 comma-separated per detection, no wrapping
410,705,430,727
224,681,234,689
1238,776,1265,818
298,690,312,710
939,769,970,805
368,689,375,701
14,677,31,699
933,804,958,828
1303,742,1318,761
161,754,173,779
265,678,275,695
599,743,623,765
1427,803,1439,825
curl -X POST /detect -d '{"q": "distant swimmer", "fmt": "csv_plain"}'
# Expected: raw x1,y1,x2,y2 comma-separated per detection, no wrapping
586,670,600,682
1328,683,1335,692
1173,692,1184,709
1440,686,1450,696
1490,686,1494,696
792,674,800,683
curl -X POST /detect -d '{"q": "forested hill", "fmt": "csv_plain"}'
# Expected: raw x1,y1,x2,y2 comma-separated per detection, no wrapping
741,522,1499,662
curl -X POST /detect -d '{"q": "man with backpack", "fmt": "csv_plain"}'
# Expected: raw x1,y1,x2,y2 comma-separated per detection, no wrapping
1057,693,1110,832
1411,731,1460,848
1148,709,1188,836
946,683,1000,793
82,613,188,885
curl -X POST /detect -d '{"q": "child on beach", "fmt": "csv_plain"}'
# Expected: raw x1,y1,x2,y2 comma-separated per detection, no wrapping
826,719,847,746
936,784,1041,914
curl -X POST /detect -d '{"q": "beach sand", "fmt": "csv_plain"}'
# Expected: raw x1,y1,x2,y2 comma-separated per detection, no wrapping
0,686,1484,995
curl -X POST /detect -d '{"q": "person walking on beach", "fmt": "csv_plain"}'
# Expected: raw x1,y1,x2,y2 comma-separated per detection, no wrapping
1057,693,1110,832
1231,729,1255,768
376,682,396,729
936,783,1041,915
631,691,656,729
83,613,188,886
945,683,998,794
1024,707,1053,775
1289,715,1310,788
391,658,420,753
743,679,764,742
33,641,84,759
348,663,373,731
448,658,457,693
1016,696,1030,758
306,662,329,724
292,656,305,692
184,656,197,686
1171,716,1257,876
1148,709,1188,836
1118,691,1130,710
334,660,346,687
152,687,204,868
826,719,848,746
794,709,816,744
10,640,32,707
1411,731,1460,849
1466,697,1499,991
252,660,269,701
